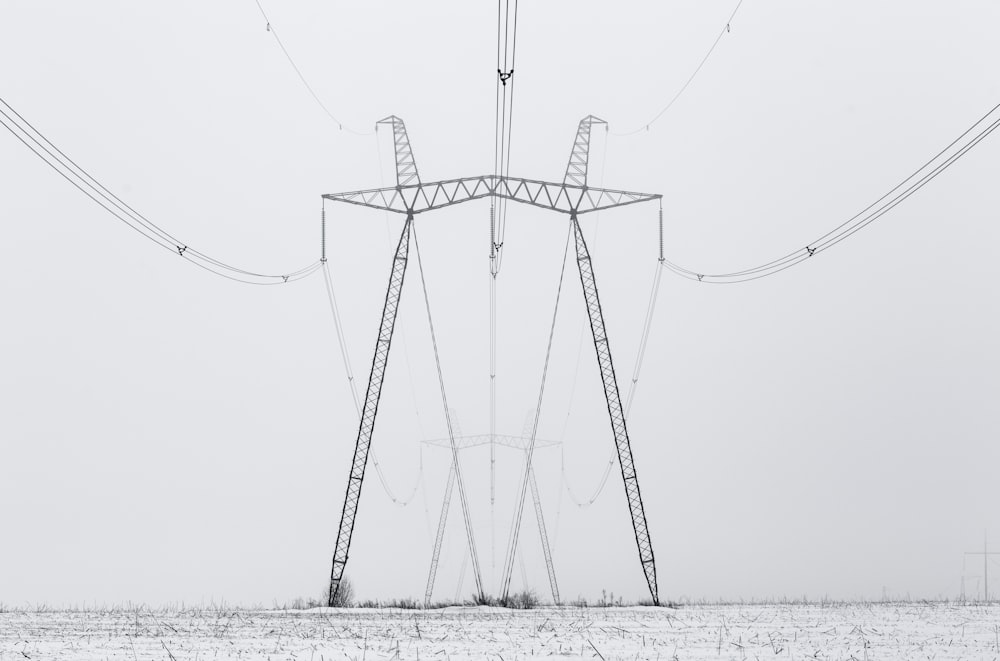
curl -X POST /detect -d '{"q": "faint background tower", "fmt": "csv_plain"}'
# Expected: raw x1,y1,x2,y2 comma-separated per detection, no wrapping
964,531,1000,602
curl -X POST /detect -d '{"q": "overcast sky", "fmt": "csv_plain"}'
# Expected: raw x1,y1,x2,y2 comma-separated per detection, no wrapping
2,1,999,607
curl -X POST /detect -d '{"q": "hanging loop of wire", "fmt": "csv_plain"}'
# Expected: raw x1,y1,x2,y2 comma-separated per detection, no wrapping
560,256,665,508
320,244,422,507
562,448,617,508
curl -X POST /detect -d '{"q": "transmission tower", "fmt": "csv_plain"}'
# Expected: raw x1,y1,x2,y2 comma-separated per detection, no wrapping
323,114,663,606
421,424,561,605
966,532,1000,602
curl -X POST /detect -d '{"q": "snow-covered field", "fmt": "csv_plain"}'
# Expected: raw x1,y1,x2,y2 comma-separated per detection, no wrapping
1,603,997,660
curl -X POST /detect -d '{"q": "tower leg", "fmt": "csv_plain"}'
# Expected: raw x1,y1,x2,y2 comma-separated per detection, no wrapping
328,214,413,606
571,212,659,605
528,463,561,604
424,463,456,605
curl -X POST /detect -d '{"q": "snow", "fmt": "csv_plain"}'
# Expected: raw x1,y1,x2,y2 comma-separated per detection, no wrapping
1,603,997,659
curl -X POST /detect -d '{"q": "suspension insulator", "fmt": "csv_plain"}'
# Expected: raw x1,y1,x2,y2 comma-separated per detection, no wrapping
321,204,327,262
490,202,496,260
658,203,664,263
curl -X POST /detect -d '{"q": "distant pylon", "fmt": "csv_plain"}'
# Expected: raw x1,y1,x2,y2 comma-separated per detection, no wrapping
966,531,1000,602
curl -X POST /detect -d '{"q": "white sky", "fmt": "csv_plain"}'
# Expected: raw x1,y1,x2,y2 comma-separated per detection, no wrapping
1,1,999,607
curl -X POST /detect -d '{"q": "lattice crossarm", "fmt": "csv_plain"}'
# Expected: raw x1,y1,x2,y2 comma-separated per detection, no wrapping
422,433,560,450
325,177,660,216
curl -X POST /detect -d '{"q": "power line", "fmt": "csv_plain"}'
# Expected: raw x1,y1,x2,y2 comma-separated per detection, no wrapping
252,0,372,136
489,0,520,591
613,0,744,137
0,96,319,286
662,101,1000,284
492,0,520,276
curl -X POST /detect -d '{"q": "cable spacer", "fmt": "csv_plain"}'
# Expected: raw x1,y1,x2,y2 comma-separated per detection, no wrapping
806,246,816,256
282,275,289,283
177,245,187,256
498,69,514,86
697,274,703,281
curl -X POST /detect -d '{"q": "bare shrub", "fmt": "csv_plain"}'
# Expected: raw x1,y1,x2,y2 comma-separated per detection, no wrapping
329,577,354,608
512,589,539,609
388,597,420,609
497,590,538,609
356,597,420,609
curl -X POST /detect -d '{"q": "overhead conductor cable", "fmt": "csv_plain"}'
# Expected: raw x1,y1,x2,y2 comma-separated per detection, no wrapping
662,101,1000,283
614,0,744,136
0,95,319,285
252,0,372,136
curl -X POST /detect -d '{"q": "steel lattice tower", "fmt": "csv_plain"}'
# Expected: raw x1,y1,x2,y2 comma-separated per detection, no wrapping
324,115,662,606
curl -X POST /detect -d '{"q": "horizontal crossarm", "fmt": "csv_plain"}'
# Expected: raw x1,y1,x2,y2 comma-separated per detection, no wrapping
422,433,560,451
324,175,660,215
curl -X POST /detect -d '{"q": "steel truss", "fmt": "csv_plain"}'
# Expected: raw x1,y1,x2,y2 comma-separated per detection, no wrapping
328,212,412,605
324,114,662,606
421,426,562,605
571,211,658,605
422,433,559,451
517,414,561,607
328,117,484,607
528,464,559,604
323,176,657,217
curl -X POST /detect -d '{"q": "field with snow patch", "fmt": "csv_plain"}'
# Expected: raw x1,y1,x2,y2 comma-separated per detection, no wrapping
1,603,998,660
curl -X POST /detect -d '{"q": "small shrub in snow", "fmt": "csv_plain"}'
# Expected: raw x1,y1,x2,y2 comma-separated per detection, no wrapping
329,577,354,608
